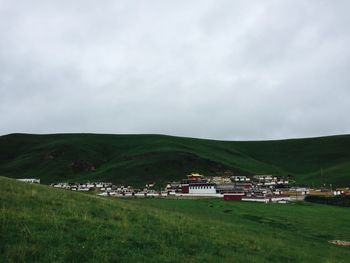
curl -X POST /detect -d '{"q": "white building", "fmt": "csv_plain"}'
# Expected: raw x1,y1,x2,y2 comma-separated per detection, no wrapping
211,176,231,184
231,176,250,182
242,197,269,203
242,196,291,203
17,178,40,184
189,183,216,194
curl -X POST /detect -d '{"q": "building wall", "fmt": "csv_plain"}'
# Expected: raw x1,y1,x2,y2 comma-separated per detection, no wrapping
181,184,189,193
242,198,269,203
189,185,216,194
224,194,244,201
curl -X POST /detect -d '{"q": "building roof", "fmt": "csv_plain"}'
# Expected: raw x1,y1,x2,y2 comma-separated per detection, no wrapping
189,183,216,187
187,173,204,177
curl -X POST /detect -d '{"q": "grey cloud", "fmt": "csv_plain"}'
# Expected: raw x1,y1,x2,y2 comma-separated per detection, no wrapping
1,0,350,140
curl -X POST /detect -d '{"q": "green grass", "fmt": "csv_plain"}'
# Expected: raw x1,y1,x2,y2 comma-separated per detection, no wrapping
1,133,350,186
1,176,350,262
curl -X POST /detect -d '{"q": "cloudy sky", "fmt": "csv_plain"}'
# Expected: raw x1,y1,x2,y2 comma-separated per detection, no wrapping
1,0,350,140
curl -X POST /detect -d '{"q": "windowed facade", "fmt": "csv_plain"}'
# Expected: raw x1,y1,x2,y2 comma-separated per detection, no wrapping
188,184,216,194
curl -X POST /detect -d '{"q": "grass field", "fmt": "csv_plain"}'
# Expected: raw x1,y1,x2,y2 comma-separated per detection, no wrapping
1,176,350,262
1,133,350,186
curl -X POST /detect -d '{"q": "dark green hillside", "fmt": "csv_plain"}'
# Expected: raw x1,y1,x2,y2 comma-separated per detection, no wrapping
1,176,350,262
1,133,350,186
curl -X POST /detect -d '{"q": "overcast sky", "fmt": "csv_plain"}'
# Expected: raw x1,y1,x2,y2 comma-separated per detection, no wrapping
1,0,350,140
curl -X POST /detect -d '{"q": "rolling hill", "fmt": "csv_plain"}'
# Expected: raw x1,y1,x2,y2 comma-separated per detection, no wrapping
1,133,350,186
1,176,350,262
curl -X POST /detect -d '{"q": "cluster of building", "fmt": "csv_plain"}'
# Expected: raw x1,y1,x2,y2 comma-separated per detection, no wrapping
164,173,293,203
164,173,350,203
50,182,159,197
51,182,114,192
308,187,349,197
16,173,350,204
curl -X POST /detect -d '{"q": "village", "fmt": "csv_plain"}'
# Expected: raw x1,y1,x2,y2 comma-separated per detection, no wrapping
18,173,350,204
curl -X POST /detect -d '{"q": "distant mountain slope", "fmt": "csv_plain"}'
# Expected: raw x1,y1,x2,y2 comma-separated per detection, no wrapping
1,133,350,186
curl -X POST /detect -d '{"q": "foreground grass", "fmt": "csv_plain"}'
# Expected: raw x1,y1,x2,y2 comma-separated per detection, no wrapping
1,177,350,262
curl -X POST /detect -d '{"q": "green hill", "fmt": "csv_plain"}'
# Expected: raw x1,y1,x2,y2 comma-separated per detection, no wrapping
1,176,350,262
1,133,350,186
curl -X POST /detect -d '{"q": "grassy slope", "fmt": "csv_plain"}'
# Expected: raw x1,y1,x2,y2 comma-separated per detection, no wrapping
1,177,350,263
1,133,350,186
